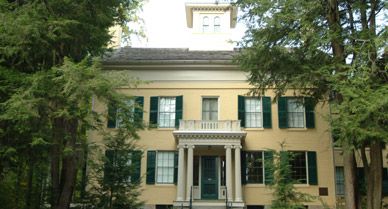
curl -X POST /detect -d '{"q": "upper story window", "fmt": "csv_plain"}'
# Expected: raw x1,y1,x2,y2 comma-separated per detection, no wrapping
107,97,144,128
149,96,183,128
287,98,305,128
202,98,218,121
245,98,262,128
214,16,221,32
202,16,210,33
159,97,176,128
278,97,315,129
238,96,272,128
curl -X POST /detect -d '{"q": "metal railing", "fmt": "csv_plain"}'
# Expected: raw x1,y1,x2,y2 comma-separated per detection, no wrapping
225,187,229,209
189,186,193,209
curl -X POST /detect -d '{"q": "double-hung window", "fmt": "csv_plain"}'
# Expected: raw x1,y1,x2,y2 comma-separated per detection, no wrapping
284,151,318,185
149,96,183,128
156,152,175,184
202,16,210,33
245,98,262,128
287,98,305,128
238,96,272,128
335,167,345,195
146,151,178,185
289,151,308,183
278,97,315,129
241,151,274,185
107,97,144,128
202,98,218,121
104,149,142,184
244,152,264,183
214,16,221,32
159,97,176,128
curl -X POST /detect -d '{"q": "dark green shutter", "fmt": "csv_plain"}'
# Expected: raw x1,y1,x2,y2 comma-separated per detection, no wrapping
104,150,115,184
149,97,159,126
174,152,178,184
241,151,246,185
262,97,272,128
264,151,274,185
135,97,144,124
175,96,183,128
305,97,315,128
307,151,318,185
132,150,142,183
107,103,117,128
146,151,156,184
238,96,245,127
278,97,288,128
383,168,388,196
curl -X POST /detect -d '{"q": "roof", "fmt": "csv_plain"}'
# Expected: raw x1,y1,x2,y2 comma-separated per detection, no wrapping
102,47,239,65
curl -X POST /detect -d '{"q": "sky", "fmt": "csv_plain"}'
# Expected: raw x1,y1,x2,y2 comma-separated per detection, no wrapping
129,0,246,48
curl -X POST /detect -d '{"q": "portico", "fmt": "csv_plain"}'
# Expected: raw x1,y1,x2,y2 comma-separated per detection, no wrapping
173,120,246,208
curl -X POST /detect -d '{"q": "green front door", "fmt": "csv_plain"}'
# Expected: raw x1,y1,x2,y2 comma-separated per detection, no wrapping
201,156,218,199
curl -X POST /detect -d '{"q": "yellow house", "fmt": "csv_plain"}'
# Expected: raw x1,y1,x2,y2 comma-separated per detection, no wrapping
98,1,388,209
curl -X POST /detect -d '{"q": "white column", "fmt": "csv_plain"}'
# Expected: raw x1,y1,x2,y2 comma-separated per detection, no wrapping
234,145,242,202
186,145,195,201
176,145,185,201
225,145,233,201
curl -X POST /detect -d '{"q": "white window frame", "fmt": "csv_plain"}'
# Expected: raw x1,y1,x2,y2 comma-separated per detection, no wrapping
158,97,176,128
156,151,175,184
115,99,135,128
244,97,263,128
244,151,264,184
287,98,305,128
202,97,219,121
335,166,345,195
202,16,210,33
213,16,221,32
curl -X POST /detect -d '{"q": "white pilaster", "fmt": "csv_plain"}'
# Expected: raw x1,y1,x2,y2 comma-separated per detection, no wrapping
225,145,233,201
176,145,186,201
234,145,242,202
186,145,195,201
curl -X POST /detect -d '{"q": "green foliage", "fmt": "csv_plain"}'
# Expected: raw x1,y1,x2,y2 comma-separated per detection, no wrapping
236,0,387,207
266,144,313,209
0,57,144,209
84,127,144,209
0,0,143,72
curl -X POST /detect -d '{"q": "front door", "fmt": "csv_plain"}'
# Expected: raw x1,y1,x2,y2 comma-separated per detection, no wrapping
201,156,218,199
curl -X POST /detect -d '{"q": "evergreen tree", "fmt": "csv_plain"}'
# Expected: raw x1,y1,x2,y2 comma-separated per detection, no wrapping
0,0,143,209
235,0,387,208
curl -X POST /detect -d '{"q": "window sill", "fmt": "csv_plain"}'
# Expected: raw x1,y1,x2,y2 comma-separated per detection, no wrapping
153,183,176,187
243,183,266,188
294,184,310,187
244,127,265,131
286,128,308,132
157,128,176,131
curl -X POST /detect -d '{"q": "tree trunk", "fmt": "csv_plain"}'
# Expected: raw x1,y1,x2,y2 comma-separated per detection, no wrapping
51,118,63,208
25,161,34,209
369,140,383,209
344,150,358,209
53,119,80,209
